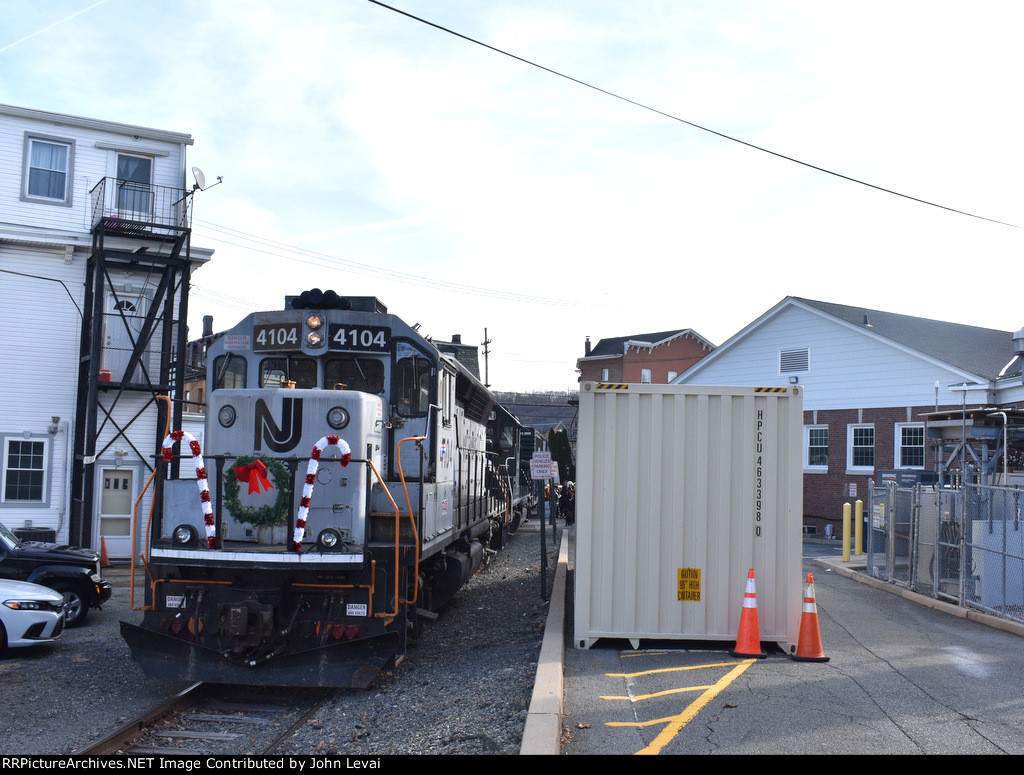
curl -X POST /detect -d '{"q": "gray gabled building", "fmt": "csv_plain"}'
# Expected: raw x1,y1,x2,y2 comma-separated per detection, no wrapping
675,297,1023,532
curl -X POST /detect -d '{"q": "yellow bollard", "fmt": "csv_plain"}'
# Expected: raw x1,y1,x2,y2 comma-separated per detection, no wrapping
842,502,851,562
855,499,864,556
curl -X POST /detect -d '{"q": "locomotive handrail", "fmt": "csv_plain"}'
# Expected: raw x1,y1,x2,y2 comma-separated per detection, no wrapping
488,459,511,529
366,455,404,621
393,436,426,611
129,395,173,612
289,558,377,619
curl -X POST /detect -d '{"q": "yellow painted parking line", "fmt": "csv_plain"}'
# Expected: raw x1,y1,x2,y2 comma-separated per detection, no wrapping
604,658,756,755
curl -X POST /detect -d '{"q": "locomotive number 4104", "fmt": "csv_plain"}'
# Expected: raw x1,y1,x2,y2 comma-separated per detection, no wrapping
329,324,389,352
253,323,299,351
253,323,390,352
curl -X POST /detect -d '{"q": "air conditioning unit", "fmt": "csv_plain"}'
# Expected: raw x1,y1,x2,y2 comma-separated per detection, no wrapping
13,528,57,543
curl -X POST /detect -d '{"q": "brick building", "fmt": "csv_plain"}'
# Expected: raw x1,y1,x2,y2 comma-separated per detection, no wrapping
674,297,1024,534
577,329,714,385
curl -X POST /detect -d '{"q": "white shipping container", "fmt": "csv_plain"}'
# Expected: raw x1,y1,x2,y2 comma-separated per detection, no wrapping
574,382,803,652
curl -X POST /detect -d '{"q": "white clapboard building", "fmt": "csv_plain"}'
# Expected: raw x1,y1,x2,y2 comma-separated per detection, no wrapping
0,104,212,558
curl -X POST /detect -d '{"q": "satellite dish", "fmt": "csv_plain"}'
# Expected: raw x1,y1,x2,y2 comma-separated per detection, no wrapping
192,166,206,191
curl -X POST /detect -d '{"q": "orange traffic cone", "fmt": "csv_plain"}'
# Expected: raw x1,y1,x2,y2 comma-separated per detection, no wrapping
792,573,829,662
100,536,110,568
730,568,767,658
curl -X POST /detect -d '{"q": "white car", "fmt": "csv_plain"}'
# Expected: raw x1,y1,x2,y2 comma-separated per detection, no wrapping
0,578,65,649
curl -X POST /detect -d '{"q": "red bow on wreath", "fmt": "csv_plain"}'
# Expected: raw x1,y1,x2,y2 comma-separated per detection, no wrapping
234,459,275,495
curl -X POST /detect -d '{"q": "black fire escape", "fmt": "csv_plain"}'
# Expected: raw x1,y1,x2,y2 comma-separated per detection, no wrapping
70,178,195,549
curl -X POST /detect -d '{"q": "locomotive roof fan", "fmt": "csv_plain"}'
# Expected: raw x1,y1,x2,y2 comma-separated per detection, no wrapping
291,289,352,310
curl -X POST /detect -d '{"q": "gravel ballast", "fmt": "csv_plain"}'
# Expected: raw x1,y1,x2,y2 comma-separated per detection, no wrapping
0,519,556,756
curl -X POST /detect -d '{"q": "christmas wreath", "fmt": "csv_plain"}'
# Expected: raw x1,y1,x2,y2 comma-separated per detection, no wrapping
223,455,292,528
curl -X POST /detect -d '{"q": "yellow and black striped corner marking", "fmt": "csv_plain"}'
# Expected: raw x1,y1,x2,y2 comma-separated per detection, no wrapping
754,386,787,393
596,383,629,390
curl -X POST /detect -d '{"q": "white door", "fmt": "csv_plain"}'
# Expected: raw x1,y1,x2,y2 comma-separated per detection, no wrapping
97,468,135,560
115,154,153,217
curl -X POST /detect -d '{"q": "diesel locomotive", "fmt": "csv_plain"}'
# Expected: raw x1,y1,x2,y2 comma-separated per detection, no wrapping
120,290,538,687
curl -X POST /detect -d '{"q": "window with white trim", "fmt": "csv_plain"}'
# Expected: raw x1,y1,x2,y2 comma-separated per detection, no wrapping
896,423,925,468
640,368,652,383
2,438,47,502
23,135,74,205
601,368,609,381
804,426,828,471
847,424,875,471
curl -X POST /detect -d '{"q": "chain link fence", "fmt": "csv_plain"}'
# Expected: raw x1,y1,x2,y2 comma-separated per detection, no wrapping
867,481,1024,623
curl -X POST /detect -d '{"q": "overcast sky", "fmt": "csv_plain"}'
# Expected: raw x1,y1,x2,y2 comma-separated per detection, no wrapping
3,1,1022,391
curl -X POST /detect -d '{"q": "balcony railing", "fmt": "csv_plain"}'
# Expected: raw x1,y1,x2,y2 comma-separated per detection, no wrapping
90,177,192,235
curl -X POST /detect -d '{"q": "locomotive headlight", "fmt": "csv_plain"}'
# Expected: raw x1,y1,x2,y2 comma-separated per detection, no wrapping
172,524,199,547
305,313,324,329
327,406,349,430
217,405,236,428
305,330,325,347
317,528,342,551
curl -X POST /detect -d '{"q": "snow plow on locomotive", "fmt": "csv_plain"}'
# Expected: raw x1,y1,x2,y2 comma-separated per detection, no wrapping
121,291,537,687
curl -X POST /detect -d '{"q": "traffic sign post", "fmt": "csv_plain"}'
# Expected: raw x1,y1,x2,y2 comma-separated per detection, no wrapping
530,451,559,600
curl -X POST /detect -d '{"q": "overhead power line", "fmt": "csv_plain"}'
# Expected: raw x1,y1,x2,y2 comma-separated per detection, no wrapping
0,0,110,54
191,218,594,308
367,0,1021,230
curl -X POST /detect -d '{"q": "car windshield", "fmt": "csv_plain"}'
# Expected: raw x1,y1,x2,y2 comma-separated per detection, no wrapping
0,522,22,550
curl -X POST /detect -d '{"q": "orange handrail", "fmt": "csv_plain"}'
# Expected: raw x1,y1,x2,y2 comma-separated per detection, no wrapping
129,395,173,611
394,436,425,608
366,457,405,619
292,559,377,617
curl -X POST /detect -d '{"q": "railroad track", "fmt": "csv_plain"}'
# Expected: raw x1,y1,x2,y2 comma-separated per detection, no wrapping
75,683,335,755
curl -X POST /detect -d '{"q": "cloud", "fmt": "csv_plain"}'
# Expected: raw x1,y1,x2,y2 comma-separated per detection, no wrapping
3,0,1023,391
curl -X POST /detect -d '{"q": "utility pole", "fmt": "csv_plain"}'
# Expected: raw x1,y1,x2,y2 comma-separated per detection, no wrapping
481,328,492,387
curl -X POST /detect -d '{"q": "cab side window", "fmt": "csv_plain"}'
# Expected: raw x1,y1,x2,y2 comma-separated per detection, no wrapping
395,356,432,417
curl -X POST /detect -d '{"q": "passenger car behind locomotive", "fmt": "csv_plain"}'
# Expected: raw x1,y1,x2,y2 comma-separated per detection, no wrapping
121,291,536,687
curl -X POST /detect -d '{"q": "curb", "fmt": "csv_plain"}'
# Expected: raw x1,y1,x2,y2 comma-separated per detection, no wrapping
520,530,569,755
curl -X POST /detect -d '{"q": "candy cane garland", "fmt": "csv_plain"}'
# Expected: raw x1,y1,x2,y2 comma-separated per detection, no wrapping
294,435,352,552
162,430,216,549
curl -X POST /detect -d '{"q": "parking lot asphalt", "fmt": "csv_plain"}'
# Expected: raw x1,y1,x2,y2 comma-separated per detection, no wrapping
521,527,1024,756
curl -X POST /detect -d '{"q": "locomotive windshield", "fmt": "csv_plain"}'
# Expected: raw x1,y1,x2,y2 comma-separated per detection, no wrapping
325,356,385,393
259,356,316,388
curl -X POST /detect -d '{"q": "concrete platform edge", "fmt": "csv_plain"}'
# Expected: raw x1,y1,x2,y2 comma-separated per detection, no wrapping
520,530,569,756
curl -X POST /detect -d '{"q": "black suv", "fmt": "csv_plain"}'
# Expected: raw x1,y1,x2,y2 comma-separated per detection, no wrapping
0,521,112,627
